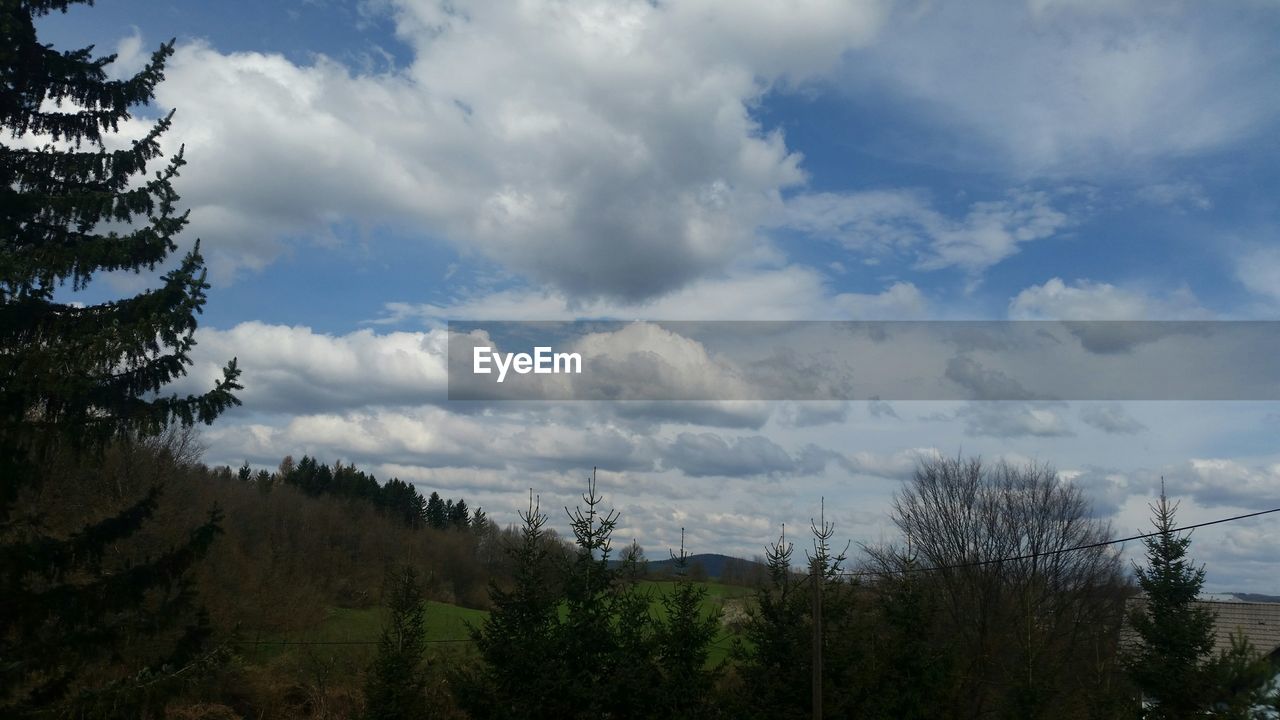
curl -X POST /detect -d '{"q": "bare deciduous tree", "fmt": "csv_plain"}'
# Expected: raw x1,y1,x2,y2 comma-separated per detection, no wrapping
868,456,1127,719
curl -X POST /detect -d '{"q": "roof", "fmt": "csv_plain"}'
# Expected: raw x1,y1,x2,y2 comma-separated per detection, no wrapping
1207,601,1280,657
1125,598,1280,658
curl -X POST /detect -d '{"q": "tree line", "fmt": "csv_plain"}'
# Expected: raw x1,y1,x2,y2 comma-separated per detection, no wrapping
236,454,487,532
357,458,1280,720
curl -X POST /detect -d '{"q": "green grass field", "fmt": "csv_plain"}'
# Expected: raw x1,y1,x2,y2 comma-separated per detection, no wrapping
635,580,752,665
243,581,754,667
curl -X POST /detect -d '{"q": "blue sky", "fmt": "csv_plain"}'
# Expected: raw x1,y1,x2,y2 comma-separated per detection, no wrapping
36,0,1280,590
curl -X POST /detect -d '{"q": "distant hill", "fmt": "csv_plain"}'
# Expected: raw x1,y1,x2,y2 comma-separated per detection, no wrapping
1228,592,1280,603
644,553,762,579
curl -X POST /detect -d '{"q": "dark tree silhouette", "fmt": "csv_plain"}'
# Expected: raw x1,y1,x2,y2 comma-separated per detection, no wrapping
1,2,240,715
653,530,720,718
1126,486,1213,714
887,456,1124,719
453,491,562,719
364,566,430,720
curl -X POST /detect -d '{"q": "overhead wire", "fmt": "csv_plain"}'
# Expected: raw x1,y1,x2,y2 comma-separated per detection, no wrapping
832,505,1280,578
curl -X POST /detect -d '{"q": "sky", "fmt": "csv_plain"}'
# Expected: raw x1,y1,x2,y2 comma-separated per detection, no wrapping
36,0,1280,591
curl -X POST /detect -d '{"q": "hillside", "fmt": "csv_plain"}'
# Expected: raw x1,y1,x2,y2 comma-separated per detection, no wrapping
644,553,764,580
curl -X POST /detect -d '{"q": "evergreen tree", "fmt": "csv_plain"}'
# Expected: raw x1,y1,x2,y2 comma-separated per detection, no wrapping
426,491,446,530
254,468,273,494
380,478,427,529
861,555,955,720
556,470,627,715
653,530,720,719
1125,485,1218,718
1,2,240,716
731,526,806,718
732,508,872,719
1210,631,1280,719
449,498,469,529
453,491,562,719
364,566,430,720
314,461,334,496
470,506,488,536
458,475,723,719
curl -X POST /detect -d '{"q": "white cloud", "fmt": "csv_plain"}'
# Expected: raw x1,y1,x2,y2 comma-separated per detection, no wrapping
568,322,758,401
375,267,927,322
205,404,660,474
661,432,832,478
1175,459,1280,509
183,322,448,412
956,402,1075,438
1236,247,1280,305
1058,467,1133,518
835,282,927,318
1009,277,1209,320
842,1,1280,175
781,189,1071,275
839,447,941,480
108,29,147,80
144,0,889,297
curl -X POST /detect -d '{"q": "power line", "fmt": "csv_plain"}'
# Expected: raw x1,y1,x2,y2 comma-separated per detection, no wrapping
833,505,1280,578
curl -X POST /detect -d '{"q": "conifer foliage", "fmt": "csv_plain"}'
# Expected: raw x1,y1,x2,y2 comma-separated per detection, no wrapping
455,474,722,720
653,531,721,718
454,491,561,719
1,2,240,716
364,566,431,720
1125,486,1218,717
1124,485,1274,718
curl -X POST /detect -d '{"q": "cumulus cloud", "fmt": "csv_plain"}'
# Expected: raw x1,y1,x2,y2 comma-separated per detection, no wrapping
1067,456,1280,520
182,322,448,412
835,282,927,319
838,447,941,480
204,404,661,474
1170,459,1280,509
1059,466,1134,518
568,322,757,401
1009,277,1209,320
141,0,890,297
107,28,147,80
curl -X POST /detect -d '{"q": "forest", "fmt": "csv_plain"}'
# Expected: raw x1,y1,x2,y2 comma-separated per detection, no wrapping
7,432,1280,719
